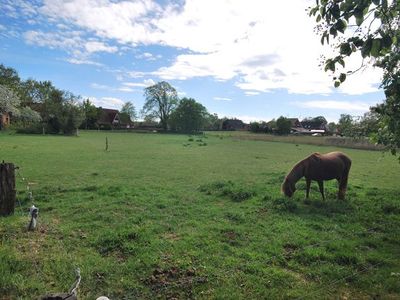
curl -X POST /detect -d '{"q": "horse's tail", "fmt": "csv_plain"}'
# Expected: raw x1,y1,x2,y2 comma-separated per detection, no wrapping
338,155,352,200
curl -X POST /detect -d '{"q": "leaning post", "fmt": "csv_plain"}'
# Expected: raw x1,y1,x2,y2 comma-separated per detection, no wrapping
0,161,16,216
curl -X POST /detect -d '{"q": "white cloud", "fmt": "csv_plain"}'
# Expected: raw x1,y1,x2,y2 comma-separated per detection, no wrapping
117,87,135,92
90,83,110,89
135,52,161,61
214,97,232,101
39,0,161,45
66,58,103,66
122,78,155,88
245,91,260,96
85,41,118,54
24,30,116,65
293,100,371,113
15,0,383,96
85,96,125,109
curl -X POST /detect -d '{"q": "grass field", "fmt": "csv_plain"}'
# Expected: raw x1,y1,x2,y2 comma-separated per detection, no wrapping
0,131,399,299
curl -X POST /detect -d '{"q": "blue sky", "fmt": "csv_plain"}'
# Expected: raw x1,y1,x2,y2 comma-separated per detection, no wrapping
0,0,385,122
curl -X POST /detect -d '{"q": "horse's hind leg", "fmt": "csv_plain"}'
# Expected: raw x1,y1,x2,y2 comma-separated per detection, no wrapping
338,160,351,200
338,177,348,200
305,178,311,199
317,181,325,201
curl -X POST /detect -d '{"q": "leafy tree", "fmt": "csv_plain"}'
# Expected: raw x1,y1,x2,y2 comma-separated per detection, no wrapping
16,106,41,125
0,85,21,129
249,122,261,133
359,111,379,137
310,0,400,155
0,85,20,116
142,81,178,130
203,113,220,131
120,101,137,125
19,79,54,106
0,64,20,92
302,116,328,129
169,98,208,133
81,99,101,129
327,122,338,134
59,100,84,135
276,116,291,135
338,114,354,136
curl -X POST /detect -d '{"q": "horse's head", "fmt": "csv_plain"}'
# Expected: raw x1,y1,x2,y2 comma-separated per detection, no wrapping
281,178,296,197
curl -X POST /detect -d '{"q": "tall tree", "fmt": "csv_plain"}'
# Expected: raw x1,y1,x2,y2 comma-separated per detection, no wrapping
120,101,137,124
338,114,355,137
276,116,292,135
169,98,208,133
310,0,400,155
142,81,178,130
81,99,101,129
0,64,20,92
0,85,20,129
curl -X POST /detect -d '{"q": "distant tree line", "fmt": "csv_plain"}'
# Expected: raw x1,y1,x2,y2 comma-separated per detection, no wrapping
0,64,383,139
0,64,139,134
0,64,84,135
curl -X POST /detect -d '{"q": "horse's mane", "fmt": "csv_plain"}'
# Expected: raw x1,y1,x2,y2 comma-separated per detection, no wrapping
281,153,319,196
286,154,316,181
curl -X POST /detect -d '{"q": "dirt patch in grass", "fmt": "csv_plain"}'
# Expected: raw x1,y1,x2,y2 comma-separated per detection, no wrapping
145,266,207,299
220,229,247,246
162,232,180,241
283,243,300,260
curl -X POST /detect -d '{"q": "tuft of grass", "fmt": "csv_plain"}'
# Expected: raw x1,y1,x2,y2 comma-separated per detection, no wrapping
199,180,256,202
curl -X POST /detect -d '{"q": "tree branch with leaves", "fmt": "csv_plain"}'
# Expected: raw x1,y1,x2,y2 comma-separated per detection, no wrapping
310,0,400,156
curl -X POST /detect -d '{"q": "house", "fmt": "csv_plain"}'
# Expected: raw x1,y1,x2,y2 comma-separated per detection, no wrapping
288,118,302,128
222,119,246,131
97,108,121,129
301,118,327,131
0,112,11,129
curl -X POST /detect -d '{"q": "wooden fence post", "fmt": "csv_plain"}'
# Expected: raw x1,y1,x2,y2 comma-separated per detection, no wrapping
0,162,16,216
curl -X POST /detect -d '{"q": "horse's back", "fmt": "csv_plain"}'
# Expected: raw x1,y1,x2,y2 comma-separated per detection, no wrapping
306,151,351,180
324,152,351,167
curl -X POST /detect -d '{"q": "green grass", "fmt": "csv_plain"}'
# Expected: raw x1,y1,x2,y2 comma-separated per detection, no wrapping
0,131,399,299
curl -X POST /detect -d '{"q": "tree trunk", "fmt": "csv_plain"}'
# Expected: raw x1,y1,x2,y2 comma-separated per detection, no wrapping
0,162,16,216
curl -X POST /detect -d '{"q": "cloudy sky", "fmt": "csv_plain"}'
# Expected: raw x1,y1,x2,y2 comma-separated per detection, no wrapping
0,0,384,122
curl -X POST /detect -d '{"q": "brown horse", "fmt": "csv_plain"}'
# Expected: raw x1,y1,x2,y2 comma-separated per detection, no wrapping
281,151,351,200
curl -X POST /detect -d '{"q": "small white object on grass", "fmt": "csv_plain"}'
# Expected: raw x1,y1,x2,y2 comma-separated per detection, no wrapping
28,205,39,231
96,297,110,300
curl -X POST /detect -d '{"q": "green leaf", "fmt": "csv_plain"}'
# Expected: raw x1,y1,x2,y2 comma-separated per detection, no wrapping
382,35,393,48
361,39,372,58
334,81,341,88
337,57,345,68
335,19,347,33
316,14,321,22
331,4,340,19
356,16,364,26
371,39,382,57
372,0,380,5
339,73,347,82
353,37,364,48
329,27,338,37
340,43,352,56
325,60,336,72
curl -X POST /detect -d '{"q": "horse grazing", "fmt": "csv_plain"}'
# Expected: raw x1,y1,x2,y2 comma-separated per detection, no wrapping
281,151,351,200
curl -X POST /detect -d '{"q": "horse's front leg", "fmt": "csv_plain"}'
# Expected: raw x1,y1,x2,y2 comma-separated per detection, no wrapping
317,180,325,201
305,178,311,199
